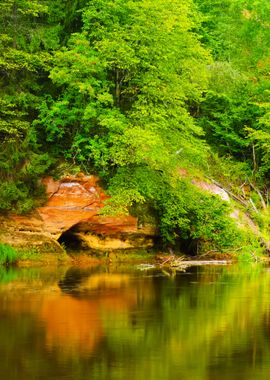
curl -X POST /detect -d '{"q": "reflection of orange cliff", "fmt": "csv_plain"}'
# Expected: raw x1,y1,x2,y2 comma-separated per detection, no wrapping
39,273,137,355
0,272,153,357
39,295,103,355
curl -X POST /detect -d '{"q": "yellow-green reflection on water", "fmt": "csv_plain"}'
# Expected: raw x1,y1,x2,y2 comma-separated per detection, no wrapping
0,263,270,380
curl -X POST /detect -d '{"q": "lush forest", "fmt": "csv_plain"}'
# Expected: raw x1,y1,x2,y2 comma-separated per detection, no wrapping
1,0,270,254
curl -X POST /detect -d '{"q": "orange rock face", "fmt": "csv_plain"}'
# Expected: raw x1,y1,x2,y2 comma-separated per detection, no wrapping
74,215,138,235
1,174,156,252
37,175,141,240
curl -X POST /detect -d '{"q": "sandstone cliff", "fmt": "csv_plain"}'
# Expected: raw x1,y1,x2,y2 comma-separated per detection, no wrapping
0,175,156,254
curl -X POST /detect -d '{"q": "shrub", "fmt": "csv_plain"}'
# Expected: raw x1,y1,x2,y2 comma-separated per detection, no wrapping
104,167,242,252
0,244,18,265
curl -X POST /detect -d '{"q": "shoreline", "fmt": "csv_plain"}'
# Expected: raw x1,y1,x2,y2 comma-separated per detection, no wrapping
12,251,269,268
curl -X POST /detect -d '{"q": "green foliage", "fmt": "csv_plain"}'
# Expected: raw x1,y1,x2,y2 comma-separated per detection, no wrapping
104,167,241,251
207,153,252,188
2,0,270,253
0,243,18,265
195,0,270,181
251,206,270,241
0,0,68,213
36,0,210,174
159,186,240,249
0,124,52,213
199,91,254,157
35,0,239,252
247,114,270,179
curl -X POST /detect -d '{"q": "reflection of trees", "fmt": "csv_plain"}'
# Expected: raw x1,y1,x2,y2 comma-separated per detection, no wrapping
0,265,270,379
92,265,270,380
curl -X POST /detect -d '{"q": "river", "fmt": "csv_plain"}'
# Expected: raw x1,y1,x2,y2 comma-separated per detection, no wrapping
0,263,270,380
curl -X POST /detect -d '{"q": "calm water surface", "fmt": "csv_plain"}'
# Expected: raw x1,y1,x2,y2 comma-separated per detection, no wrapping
0,263,270,380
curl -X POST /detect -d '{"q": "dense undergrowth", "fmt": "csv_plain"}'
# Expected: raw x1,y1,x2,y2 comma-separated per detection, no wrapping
0,244,18,266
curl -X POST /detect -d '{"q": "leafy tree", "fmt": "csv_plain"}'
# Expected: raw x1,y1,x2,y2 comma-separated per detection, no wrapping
37,0,210,169
105,166,241,251
0,0,75,212
195,0,270,184
35,0,242,248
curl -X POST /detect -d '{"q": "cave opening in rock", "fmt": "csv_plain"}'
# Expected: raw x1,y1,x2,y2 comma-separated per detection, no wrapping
58,228,85,251
178,238,199,256
165,237,199,256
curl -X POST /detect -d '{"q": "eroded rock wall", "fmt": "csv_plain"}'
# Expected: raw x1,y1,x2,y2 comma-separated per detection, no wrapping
0,175,156,253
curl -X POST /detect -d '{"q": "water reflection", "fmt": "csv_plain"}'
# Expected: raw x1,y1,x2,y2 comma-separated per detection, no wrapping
1,264,270,379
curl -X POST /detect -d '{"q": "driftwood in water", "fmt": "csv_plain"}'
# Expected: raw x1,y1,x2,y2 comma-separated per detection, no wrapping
156,254,231,270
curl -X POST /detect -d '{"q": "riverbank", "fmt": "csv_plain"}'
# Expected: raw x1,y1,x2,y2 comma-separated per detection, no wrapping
9,247,269,269
1,235,268,269
2,173,269,263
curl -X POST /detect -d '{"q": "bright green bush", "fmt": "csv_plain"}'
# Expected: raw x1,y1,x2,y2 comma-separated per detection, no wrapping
0,244,18,266
0,141,52,213
104,166,242,252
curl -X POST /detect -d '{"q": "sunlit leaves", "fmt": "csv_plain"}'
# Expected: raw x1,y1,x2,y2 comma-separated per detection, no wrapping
33,0,243,248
